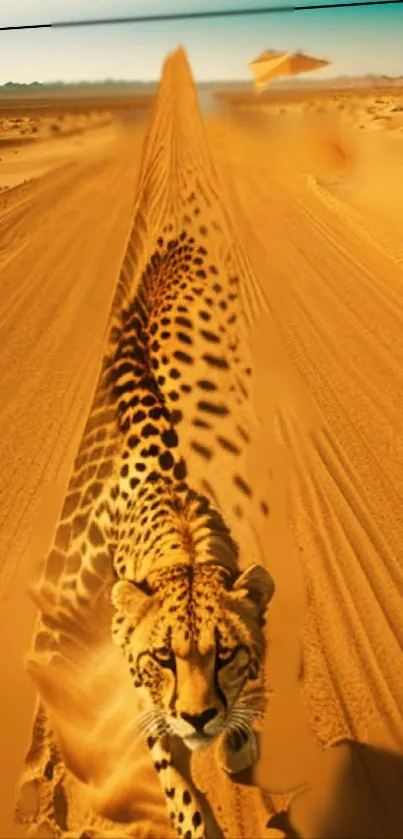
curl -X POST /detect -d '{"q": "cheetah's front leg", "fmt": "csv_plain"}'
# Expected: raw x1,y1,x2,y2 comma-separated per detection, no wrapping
216,728,259,777
147,734,223,839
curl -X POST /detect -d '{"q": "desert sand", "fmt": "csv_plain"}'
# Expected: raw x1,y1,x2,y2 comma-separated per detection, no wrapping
1,46,403,838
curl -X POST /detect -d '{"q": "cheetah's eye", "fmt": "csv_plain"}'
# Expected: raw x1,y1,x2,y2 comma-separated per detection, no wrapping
152,648,176,671
216,645,239,668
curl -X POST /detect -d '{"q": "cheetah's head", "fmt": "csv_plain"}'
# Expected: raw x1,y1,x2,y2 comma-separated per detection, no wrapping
111,563,274,751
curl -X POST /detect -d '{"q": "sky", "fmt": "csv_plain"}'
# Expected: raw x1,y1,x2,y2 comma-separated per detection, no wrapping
0,0,402,84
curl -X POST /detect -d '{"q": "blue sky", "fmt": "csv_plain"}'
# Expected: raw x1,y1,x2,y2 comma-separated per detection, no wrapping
0,0,402,84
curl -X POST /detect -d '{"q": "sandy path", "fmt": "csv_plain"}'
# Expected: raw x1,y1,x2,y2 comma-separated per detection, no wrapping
3,63,403,838
209,113,403,835
0,122,124,189
0,129,146,836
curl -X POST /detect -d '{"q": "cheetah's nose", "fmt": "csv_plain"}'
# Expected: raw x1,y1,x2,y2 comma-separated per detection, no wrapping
180,707,218,732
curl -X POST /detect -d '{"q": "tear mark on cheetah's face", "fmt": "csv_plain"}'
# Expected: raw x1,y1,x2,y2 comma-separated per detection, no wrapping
111,563,274,751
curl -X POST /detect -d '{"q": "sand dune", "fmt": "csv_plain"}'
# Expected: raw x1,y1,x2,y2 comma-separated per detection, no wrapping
1,47,403,839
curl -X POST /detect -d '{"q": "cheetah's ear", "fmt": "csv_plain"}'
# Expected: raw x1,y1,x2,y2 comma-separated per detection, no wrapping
112,579,153,613
232,564,275,615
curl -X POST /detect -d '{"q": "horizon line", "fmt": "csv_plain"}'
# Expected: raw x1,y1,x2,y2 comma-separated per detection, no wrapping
1,72,402,88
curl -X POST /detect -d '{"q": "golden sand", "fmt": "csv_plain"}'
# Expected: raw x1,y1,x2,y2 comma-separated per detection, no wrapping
1,47,403,838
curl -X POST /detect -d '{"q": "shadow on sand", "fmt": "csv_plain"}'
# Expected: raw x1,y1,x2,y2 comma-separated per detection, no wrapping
264,738,403,839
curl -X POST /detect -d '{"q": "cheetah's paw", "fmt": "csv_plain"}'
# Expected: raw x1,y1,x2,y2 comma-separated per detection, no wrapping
216,728,258,776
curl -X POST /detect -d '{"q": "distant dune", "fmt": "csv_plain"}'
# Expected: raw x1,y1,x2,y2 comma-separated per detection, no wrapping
1,73,402,99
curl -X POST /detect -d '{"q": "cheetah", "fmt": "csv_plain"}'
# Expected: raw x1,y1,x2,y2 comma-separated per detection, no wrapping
15,47,275,839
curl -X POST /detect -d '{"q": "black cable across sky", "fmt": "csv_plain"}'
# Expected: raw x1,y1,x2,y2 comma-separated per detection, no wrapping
0,0,402,32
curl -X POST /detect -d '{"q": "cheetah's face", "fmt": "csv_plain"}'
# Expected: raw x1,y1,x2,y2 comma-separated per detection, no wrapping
111,563,274,751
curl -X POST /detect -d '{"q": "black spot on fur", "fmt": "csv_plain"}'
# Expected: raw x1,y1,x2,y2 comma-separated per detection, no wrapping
162,428,179,448
236,425,250,443
217,435,241,455
203,354,229,370
142,423,159,438
191,441,213,460
159,451,174,470
192,418,211,429
192,812,202,828
174,458,187,480
234,475,252,497
175,316,193,329
198,379,217,392
177,331,192,345
132,410,147,423
171,410,183,425
149,407,162,420
174,350,193,365
200,329,220,343
198,400,229,417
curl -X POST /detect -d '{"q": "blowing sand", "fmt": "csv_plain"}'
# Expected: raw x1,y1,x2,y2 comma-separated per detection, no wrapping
1,49,403,838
